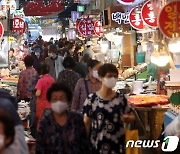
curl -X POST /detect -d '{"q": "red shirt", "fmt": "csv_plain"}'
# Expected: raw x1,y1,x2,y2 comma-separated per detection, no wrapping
35,74,55,108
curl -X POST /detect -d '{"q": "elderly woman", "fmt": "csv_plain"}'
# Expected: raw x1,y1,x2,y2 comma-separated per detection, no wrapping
36,83,90,154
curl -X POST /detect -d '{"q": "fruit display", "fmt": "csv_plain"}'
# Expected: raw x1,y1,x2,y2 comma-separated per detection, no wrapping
128,95,170,107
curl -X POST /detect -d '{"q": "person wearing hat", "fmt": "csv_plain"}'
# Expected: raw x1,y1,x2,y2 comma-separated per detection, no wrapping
83,41,94,58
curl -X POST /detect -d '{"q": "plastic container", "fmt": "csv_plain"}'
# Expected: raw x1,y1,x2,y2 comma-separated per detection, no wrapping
136,52,145,64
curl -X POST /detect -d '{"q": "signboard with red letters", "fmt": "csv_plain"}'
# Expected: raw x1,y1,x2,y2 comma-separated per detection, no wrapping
77,18,94,37
141,0,158,27
94,20,103,37
159,1,180,38
129,7,144,30
0,0,16,14
0,22,4,39
12,18,27,34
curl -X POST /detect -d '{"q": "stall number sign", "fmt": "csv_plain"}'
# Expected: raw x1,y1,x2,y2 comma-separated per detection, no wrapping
141,0,157,27
0,0,16,14
129,7,144,30
12,18,26,34
159,1,180,38
0,22,4,39
78,19,94,37
112,12,130,24
94,20,103,37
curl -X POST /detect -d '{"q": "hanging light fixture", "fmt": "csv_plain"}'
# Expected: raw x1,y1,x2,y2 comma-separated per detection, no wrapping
151,43,170,67
168,33,180,53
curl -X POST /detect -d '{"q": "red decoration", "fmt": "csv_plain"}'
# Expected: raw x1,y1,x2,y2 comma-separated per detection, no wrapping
12,18,26,34
141,0,158,27
77,18,94,37
159,1,180,38
94,20,103,37
23,0,63,16
129,7,144,30
0,22,4,39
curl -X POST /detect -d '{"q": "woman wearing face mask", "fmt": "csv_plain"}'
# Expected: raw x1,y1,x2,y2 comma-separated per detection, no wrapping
35,64,55,127
71,59,101,113
36,83,90,154
0,109,15,154
45,44,64,80
83,63,135,154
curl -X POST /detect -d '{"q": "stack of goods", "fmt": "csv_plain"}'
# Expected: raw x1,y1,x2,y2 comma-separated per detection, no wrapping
121,63,147,79
134,63,147,73
128,95,170,107
18,100,30,121
1,76,18,86
122,68,138,79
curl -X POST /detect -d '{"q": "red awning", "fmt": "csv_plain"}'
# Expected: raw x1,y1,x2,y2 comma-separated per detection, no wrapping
24,0,63,16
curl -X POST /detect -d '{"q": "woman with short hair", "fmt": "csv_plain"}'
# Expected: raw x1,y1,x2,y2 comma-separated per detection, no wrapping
36,83,90,154
83,63,135,154
35,64,55,126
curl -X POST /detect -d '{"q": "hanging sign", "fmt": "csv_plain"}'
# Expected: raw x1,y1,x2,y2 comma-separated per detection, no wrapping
117,0,144,5
13,10,25,18
94,20,103,37
112,11,130,25
12,18,27,34
141,0,158,27
129,7,144,30
0,0,16,14
77,18,94,37
80,0,91,5
0,22,4,39
74,0,81,3
159,1,180,38
71,11,81,23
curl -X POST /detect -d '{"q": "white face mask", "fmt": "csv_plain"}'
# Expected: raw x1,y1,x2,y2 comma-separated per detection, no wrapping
51,101,68,114
0,135,5,149
35,52,40,56
103,77,118,89
92,70,99,79
48,53,53,57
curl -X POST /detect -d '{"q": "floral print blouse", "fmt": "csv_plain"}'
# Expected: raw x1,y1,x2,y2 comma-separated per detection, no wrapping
83,93,131,154
36,111,90,154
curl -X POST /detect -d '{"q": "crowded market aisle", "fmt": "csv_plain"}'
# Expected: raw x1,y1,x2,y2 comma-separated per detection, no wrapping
0,0,180,154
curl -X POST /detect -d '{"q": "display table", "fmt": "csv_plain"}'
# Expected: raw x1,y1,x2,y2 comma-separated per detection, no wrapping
131,106,169,140
128,95,170,140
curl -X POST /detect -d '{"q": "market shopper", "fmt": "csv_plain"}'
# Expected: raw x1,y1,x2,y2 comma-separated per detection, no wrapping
83,63,135,154
35,64,55,127
45,44,64,80
0,89,28,154
0,109,15,153
17,55,37,101
31,47,43,71
74,54,91,78
83,41,94,58
71,59,101,113
36,83,90,154
57,56,80,96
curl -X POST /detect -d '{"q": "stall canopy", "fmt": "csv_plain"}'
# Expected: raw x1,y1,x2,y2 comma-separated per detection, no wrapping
23,0,63,16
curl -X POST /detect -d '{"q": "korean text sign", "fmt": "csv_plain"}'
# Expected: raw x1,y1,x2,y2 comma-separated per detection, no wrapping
12,18,27,34
159,1,180,38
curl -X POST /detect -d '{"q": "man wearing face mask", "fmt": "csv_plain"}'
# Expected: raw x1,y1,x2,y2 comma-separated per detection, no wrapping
45,44,64,80
83,63,135,154
36,83,90,154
